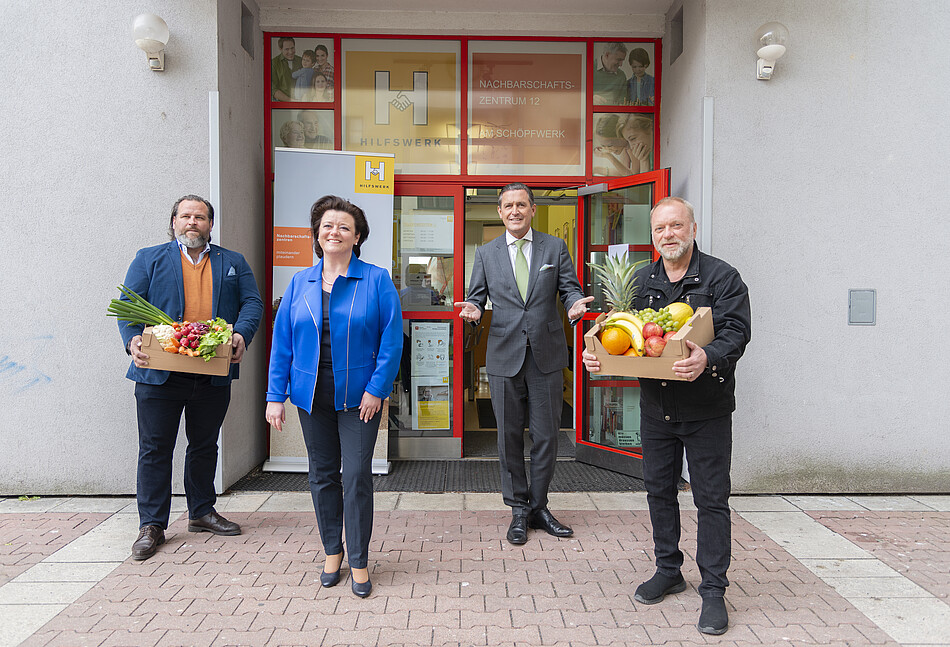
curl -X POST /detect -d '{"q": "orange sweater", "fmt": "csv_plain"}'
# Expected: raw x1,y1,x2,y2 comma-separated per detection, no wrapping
181,251,213,322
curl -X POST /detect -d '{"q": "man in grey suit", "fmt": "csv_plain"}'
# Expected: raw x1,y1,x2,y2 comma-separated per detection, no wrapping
455,183,593,544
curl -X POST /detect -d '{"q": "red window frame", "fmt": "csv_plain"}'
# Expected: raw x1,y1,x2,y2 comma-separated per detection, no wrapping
263,32,662,451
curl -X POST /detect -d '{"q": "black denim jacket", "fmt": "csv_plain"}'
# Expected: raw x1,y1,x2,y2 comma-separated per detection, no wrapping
632,243,751,423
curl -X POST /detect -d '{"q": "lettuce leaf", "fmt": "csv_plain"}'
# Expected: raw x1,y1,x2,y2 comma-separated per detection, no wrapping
197,318,232,361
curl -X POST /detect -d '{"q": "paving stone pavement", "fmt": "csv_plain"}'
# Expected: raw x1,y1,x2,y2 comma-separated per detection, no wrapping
0,493,948,647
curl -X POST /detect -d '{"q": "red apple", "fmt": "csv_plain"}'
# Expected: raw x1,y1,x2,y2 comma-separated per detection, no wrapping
644,335,667,357
663,330,677,341
642,322,664,339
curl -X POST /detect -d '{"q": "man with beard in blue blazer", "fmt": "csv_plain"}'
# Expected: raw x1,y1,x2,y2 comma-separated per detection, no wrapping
118,195,263,561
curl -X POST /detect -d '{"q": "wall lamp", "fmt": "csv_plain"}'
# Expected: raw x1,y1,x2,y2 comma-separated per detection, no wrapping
133,13,169,71
755,22,788,80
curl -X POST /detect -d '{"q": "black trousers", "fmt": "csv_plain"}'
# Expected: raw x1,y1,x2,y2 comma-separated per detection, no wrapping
134,373,231,528
488,345,562,516
297,366,380,569
640,413,733,598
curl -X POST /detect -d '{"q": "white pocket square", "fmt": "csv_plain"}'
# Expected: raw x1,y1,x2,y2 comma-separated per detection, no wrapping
227,266,236,276
540,264,555,271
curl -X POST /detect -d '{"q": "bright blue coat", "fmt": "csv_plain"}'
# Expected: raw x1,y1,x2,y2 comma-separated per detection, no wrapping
266,254,403,412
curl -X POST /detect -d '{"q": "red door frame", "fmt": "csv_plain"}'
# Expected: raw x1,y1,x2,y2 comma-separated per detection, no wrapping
573,169,669,471
263,31,662,457
393,181,466,455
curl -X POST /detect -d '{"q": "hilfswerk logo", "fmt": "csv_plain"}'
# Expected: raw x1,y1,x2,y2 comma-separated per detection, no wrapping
353,155,393,195
375,70,428,125
365,160,386,181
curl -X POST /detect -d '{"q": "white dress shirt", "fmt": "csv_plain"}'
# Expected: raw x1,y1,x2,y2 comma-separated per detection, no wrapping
177,240,211,265
505,229,533,276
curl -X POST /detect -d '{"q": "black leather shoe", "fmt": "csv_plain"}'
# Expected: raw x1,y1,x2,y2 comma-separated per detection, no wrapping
188,510,241,536
321,553,343,587
634,571,687,604
351,576,372,598
528,508,573,537
131,525,165,561
506,514,529,545
697,596,729,635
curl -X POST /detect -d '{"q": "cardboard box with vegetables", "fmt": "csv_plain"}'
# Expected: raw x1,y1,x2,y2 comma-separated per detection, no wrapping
108,285,233,377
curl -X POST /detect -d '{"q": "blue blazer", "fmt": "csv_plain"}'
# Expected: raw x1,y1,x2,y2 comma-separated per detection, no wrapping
266,254,403,413
118,241,264,386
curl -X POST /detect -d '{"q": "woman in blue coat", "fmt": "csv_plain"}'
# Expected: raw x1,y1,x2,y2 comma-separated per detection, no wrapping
266,195,402,598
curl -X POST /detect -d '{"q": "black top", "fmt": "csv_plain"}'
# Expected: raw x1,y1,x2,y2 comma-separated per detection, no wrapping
319,289,333,370
632,243,751,423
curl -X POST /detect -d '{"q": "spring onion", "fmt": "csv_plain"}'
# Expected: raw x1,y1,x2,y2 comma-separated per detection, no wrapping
106,285,176,326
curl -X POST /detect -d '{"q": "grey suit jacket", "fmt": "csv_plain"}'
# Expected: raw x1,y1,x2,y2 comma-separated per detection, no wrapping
466,230,584,377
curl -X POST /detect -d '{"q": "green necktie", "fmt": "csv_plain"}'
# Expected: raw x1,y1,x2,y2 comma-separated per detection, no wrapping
514,238,529,301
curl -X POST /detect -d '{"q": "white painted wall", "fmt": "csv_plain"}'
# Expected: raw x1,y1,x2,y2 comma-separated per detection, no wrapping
0,0,265,495
260,5,664,37
3,0,947,495
662,0,950,491
214,0,268,491
658,0,707,219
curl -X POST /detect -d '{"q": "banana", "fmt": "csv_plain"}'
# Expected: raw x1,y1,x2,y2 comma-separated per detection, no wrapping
604,320,644,355
607,311,645,334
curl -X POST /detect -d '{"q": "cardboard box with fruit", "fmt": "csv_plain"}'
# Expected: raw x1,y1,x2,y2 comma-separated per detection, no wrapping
584,251,713,380
583,306,713,380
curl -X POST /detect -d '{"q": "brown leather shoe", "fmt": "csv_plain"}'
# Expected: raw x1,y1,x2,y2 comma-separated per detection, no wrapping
131,525,165,560
188,510,241,536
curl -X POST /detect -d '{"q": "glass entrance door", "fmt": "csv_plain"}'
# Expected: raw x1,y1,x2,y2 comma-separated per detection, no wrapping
390,185,464,458
460,187,579,458
574,170,670,477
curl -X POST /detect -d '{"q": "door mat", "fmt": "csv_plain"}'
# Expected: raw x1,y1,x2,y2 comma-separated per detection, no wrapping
230,460,645,494
462,429,576,459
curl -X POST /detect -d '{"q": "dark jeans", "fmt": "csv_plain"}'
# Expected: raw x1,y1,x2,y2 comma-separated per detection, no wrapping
641,413,733,598
298,367,380,569
134,373,231,528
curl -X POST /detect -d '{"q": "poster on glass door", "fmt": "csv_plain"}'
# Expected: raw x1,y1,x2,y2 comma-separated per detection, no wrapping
410,321,450,430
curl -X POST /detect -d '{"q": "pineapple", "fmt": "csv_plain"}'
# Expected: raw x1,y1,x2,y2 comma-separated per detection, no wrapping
587,251,647,313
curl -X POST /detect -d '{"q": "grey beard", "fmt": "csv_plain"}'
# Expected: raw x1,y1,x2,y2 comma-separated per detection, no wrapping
176,233,209,249
658,238,692,262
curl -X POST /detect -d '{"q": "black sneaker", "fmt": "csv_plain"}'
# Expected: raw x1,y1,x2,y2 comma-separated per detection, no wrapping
697,596,729,635
634,571,686,604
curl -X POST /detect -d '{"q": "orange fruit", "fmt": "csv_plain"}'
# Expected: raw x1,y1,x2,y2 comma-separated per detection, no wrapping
600,327,631,355
623,347,639,357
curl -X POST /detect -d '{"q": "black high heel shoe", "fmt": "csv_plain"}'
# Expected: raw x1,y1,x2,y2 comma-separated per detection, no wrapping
351,575,372,598
320,552,343,588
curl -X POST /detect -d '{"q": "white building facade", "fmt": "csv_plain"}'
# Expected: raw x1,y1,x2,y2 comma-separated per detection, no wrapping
1,0,947,495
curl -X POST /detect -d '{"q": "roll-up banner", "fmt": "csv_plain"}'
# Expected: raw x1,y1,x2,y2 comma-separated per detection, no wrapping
272,148,395,298
266,148,395,474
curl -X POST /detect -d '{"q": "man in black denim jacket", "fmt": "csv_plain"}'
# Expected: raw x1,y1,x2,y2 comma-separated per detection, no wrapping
583,197,751,636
